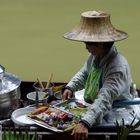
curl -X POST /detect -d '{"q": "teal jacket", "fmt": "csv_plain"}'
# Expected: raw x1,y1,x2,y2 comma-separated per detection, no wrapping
66,46,133,127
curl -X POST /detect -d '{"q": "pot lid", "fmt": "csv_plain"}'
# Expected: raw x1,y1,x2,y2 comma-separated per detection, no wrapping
0,65,21,94
0,73,21,94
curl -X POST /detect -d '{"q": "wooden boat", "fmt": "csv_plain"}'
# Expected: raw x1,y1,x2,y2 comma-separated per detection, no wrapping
1,81,140,140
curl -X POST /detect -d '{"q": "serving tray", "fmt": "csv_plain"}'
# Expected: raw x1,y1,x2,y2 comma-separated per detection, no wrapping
28,105,78,132
28,117,63,132
11,106,35,126
54,99,90,116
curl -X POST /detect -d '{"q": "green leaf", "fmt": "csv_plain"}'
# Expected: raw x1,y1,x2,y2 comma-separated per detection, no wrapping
132,119,140,130
31,133,38,140
2,128,38,140
115,116,140,140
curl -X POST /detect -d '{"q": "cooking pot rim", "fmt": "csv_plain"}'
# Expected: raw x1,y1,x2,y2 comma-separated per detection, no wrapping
0,73,21,94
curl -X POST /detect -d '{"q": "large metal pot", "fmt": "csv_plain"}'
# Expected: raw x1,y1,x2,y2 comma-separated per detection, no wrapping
0,65,21,119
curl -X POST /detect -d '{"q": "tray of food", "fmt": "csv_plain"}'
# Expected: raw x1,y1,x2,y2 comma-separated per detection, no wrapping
28,105,79,132
54,99,90,117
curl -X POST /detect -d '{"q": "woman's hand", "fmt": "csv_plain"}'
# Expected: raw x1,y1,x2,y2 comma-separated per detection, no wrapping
71,122,88,140
62,89,73,100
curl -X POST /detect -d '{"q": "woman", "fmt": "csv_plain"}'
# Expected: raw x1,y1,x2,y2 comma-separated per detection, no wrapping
63,10,136,140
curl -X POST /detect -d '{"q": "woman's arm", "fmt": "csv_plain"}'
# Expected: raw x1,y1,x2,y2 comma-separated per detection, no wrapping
81,64,132,128
66,55,94,92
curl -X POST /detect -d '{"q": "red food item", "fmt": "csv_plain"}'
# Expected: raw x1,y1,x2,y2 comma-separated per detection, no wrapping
57,112,68,120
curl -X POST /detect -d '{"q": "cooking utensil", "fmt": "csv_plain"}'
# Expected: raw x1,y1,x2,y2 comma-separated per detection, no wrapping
42,73,53,99
0,65,21,119
35,91,39,108
45,73,53,89
33,81,54,93
37,77,44,89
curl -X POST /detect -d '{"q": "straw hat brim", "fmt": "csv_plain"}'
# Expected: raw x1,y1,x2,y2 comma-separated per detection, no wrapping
64,29,128,42
64,11,128,42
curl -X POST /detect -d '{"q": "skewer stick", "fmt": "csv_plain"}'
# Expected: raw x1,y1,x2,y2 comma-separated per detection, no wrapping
45,73,53,89
37,77,44,89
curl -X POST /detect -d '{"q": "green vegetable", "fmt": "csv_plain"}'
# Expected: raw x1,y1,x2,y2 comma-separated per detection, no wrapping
2,129,37,140
115,116,140,140
64,124,77,132
69,108,87,116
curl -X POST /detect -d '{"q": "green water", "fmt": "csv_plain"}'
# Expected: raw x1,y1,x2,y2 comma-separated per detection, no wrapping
0,0,140,87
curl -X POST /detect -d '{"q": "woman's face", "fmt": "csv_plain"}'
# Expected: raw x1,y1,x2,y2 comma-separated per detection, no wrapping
85,42,104,56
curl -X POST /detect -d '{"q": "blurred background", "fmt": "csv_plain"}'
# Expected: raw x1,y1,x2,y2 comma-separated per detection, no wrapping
0,0,139,86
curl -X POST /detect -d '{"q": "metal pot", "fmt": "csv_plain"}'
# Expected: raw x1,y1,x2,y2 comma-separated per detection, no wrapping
0,65,21,120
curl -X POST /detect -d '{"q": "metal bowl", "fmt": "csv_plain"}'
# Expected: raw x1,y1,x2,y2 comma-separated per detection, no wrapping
26,91,48,103
54,91,62,100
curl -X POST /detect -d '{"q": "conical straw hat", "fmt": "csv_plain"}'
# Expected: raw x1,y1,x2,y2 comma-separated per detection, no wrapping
64,11,128,42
